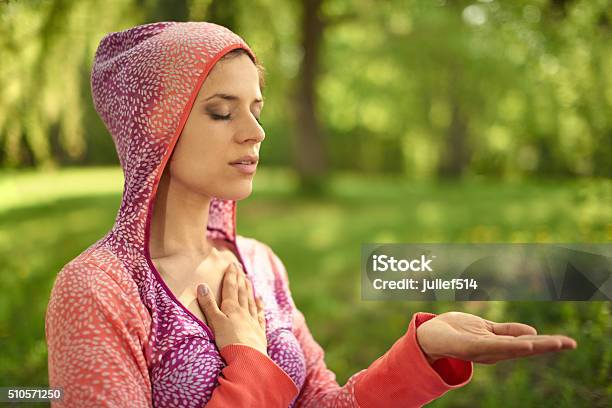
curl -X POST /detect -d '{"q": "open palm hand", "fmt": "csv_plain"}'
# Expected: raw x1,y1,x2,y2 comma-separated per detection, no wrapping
416,312,577,365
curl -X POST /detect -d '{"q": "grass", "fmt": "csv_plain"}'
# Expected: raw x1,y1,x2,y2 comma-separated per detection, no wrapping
0,166,610,407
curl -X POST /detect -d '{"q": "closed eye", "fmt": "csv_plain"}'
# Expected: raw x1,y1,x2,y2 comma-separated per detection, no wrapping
209,113,262,125
210,113,231,121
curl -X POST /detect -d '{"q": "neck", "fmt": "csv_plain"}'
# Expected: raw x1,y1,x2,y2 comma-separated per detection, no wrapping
149,172,212,260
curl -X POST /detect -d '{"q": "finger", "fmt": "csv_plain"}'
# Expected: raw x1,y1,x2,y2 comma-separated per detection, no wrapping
471,340,542,364
196,283,224,326
255,296,266,328
221,262,238,304
474,338,575,364
468,336,534,357
514,335,577,350
245,278,258,318
488,333,576,349
469,335,575,361
487,321,538,336
235,262,249,309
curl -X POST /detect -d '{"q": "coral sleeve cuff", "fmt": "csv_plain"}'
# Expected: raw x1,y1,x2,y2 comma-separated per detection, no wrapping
215,343,299,406
354,312,473,407
414,312,474,387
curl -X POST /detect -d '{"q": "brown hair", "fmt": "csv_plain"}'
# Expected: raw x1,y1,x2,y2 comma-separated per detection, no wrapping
219,48,266,92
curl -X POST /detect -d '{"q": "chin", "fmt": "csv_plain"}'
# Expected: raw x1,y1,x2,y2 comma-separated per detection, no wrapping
216,180,254,201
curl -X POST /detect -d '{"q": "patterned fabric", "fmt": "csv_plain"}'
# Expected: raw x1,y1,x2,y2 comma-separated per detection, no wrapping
45,21,473,407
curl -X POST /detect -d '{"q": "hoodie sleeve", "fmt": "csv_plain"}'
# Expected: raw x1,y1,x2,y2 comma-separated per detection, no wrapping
292,309,474,407
266,246,474,407
205,343,299,407
45,260,153,407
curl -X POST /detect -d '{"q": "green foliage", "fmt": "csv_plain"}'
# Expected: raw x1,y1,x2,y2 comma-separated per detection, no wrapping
0,167,610,406
0,0,146,168
1,0,610,178
320,0,612,178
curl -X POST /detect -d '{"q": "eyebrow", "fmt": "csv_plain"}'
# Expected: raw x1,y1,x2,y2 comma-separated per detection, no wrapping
203,93,264,104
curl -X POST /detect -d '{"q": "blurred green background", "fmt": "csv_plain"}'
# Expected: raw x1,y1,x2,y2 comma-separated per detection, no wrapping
1,0,610,407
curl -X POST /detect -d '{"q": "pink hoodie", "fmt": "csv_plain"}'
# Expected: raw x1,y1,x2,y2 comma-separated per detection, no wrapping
45,21,473,407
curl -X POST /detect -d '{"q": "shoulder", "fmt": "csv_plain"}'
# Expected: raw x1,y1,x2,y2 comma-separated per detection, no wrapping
47,249,150,332
50,247,129,304
50,256,115,304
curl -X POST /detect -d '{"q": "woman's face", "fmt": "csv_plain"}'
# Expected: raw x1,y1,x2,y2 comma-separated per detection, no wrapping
167,52,265,201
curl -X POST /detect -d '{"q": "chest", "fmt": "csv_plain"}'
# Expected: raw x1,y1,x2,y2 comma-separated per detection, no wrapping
156,269,222,328
151,247,239,327
147,244,307,407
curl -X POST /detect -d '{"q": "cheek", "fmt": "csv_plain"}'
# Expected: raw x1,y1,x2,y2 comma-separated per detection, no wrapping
169,131,232,186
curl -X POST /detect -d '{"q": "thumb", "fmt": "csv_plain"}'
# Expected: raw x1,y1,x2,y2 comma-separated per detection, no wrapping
197,283,223,326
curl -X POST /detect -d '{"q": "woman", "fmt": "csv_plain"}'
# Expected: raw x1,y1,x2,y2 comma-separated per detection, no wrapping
45,21,577,407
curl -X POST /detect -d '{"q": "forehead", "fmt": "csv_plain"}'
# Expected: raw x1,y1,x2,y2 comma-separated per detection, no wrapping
199,54,261,98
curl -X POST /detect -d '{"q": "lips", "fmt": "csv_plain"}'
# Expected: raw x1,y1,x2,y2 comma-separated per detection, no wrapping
229,155,259,175
229,155,259,165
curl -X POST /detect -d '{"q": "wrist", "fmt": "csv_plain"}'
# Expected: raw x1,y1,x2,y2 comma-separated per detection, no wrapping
416,325,442,365
424,352,441,365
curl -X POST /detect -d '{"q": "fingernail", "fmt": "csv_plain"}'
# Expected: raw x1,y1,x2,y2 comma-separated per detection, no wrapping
198,284,208,297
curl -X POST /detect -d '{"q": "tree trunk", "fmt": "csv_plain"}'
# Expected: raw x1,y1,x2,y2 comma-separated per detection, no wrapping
292,0,328,194
438,90,469,178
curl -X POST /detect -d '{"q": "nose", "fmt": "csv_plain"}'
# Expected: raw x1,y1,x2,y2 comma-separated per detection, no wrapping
236,115,265,144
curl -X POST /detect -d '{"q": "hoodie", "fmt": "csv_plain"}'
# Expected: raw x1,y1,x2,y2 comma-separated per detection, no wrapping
45,21,473,407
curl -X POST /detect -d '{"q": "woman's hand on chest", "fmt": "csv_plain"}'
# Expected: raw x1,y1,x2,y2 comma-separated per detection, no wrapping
196,261,268,355
153,242,239,318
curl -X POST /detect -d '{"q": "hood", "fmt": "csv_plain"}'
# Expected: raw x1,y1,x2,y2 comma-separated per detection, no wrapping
91,21,258,255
